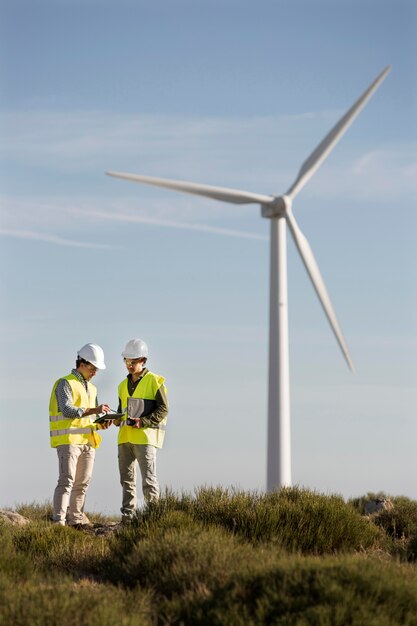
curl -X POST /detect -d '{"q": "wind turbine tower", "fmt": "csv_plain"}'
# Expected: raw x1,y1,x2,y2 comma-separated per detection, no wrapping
107,66,391,491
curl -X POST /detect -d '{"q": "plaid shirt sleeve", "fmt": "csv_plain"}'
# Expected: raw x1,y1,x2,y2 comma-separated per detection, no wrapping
55,378,86,419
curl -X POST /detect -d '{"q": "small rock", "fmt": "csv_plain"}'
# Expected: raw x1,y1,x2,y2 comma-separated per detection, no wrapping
0,510,30,526
364,498,393,515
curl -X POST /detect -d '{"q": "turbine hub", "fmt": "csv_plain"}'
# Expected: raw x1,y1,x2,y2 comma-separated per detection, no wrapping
261,195,292,219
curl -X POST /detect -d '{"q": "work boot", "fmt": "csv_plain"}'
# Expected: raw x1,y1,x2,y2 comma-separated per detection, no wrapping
68,522,94,531
67,513,91,527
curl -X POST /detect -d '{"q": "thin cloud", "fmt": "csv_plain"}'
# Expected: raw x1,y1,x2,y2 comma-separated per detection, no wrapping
353,147,417,187
300,146,417,202
1,109,414,200
69,207,268,241
0,196,267,243
0,228,113,249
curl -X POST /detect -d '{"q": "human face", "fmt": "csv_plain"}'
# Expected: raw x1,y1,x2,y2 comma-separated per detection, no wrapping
78,361,98,381
124,358,145,380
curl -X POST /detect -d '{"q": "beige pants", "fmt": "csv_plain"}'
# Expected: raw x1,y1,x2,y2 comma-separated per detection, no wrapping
53,444,95,525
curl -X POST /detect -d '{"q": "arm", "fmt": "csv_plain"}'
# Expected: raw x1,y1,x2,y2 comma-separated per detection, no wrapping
55,379,109,419
55,379,85,418
139,385,168,429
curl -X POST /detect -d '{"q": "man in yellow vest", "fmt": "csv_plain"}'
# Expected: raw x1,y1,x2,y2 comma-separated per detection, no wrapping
49,343,111,527
117,338,168,521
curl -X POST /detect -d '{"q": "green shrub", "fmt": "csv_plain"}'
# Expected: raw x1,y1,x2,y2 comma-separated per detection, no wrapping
3,492,417,626
0,580,152,626
104,510,271,591
166,555,417,626
14,501,118,526
102,516,417,626
4,519,417,626
0,526,36,586
374,497,417,540
349,493,417,561
11,522,110,575
15,500,53,522
137,487,385,554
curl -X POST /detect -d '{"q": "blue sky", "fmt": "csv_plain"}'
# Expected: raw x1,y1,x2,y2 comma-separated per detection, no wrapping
0,0,416,515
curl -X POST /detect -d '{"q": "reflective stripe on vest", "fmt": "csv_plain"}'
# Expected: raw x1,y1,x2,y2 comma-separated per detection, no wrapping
49,374,101,449
50,427,94,437
118,371,167,448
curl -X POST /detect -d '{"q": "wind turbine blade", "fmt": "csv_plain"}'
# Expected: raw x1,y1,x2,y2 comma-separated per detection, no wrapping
285,208,355,372
286,66,391,200
106,171,274,205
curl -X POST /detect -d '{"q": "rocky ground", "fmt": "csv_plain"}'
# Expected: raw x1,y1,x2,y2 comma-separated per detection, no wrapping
0,509,124,536
78,521,122,536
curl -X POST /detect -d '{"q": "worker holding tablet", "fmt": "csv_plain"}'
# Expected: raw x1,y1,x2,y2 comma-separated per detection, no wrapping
116,338,168,521
49,343,112,528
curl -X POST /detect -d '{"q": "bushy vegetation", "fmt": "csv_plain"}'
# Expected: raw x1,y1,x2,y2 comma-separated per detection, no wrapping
1,488,417,625
349,491,417,561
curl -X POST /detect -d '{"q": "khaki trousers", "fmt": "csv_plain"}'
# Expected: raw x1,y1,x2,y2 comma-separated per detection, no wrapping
118,443,159,519
53,444,95,525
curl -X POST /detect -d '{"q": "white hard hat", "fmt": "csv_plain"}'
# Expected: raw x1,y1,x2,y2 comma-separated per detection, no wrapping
77,343,106,370
121,338,148,359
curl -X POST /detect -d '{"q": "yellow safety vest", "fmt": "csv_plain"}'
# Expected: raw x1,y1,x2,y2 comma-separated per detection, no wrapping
118,371,167,448
49,373,101,448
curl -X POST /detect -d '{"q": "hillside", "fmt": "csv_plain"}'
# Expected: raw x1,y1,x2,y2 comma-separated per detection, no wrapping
1,488,417,625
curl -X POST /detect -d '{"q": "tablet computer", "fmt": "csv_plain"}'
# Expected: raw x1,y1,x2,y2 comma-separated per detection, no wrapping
94,413,124,423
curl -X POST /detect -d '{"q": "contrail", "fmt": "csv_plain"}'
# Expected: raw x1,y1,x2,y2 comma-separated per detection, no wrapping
73,208,268,241
0,228,112,249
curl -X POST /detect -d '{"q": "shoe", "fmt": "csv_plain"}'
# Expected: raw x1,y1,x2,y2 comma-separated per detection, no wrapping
68,522,94,531
67,514,91,526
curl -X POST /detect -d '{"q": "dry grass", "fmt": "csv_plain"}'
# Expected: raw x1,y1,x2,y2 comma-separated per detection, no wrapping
1,488,417,625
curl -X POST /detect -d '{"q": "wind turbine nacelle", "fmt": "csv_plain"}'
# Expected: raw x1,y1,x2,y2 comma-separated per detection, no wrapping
261,195,292,219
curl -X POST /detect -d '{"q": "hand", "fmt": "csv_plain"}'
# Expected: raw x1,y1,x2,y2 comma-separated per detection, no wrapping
100,420,113,430
131,418,142,429
97,404,111,414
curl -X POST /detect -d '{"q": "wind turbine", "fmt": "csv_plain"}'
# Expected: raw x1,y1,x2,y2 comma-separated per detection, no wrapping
107,66,391,492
